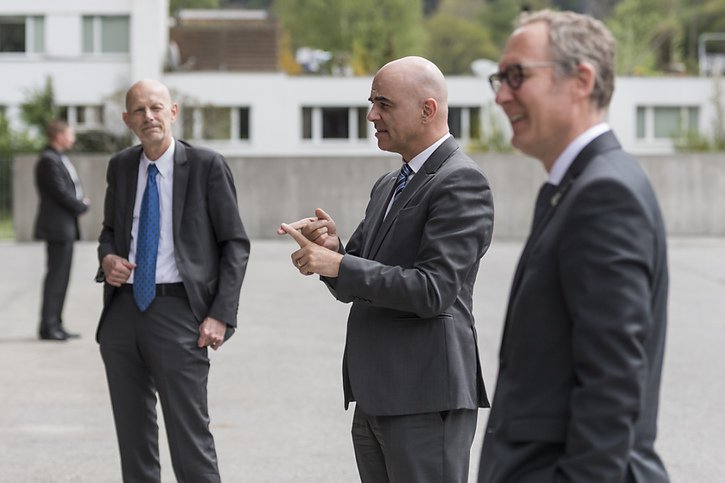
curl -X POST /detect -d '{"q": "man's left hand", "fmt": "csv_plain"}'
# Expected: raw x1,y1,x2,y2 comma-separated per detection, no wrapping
197,317,227,351
280,223,343,277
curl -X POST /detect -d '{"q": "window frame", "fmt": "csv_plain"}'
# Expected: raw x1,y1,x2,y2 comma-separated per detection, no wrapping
82,15,130,55
0,15,44,54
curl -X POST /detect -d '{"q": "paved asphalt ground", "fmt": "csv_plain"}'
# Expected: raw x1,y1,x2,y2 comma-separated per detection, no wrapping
1,238,723,483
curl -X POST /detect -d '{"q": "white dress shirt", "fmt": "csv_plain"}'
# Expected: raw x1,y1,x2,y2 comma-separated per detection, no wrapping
127,140,182,284
548,123,611,186
60,154,83,199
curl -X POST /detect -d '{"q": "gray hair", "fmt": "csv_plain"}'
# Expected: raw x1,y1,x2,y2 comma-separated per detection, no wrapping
517,9,615,109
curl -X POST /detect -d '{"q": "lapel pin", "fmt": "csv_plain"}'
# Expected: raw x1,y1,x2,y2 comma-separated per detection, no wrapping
551,191,562,207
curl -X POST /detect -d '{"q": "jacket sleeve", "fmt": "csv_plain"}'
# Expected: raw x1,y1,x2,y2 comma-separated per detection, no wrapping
556,178,659,481
96,155,119,280
36,155,88,216
204,153,250,326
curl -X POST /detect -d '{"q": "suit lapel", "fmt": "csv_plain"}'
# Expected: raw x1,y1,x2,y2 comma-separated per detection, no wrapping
172,140,190,245
50,150,75,187
361,172,397,259
122,147,142,256
367,137,458,260
506,131,622,317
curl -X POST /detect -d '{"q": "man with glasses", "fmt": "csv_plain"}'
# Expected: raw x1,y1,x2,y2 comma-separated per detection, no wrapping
478,10,670,483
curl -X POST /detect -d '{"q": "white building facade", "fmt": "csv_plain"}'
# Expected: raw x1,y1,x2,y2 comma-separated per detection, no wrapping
0,0,167,135
1,0,723,156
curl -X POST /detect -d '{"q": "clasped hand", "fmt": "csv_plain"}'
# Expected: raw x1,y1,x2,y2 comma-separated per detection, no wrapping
278,208,342,277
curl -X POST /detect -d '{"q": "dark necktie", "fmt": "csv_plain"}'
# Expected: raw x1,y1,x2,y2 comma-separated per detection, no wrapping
133,164,160,312
532,182,557,229
392,162,414,203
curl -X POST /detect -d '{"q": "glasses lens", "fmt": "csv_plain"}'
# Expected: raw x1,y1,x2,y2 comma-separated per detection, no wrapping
507,65,524,89
489,74,501,93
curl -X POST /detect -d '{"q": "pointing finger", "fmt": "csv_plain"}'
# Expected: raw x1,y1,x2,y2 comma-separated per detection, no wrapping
281,223,312,248
277,217,316,235
315,208,333,222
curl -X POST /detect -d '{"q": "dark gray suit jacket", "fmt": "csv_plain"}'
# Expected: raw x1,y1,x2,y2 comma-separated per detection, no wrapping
34,147,88,242
96,140,250,339
479,131,669,483
324,137,494,416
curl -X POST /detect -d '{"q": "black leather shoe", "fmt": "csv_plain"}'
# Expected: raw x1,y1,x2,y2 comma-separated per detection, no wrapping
39,327,68,341
60,327,81,339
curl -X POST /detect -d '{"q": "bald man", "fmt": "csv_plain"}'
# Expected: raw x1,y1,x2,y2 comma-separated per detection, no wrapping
279,56,494,482
96,79,250,482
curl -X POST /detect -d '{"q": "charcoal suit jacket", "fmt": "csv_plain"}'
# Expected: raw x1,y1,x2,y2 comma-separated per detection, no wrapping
96,139,250,339
34,146,88,242
478,131,669,483
324,136,495,416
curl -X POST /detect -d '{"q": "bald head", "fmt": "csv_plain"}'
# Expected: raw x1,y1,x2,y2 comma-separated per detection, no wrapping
367,56,450,160
125,79,173,112
378,56,449,113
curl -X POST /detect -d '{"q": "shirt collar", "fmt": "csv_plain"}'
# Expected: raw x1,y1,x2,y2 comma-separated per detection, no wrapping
406,132,451,174
141,139,176,178
548,123,610,185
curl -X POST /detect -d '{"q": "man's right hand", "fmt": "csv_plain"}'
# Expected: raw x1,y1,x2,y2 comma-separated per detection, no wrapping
102,254,135,287
277,208,339,252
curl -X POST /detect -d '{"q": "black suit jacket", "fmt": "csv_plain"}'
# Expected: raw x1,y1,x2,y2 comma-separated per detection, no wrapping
34,147,88,241
479,132,669,483
324,137,494,416
96,140,250,339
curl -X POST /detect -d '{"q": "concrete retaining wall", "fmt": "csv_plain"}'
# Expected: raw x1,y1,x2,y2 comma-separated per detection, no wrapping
12,151,725,242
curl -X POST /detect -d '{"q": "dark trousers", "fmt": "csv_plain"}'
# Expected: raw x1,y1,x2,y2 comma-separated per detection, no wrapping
99,290,220,483
352,405,478,483
40,241,73,331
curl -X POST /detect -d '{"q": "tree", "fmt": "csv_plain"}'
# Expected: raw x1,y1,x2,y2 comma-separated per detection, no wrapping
479,0,553,52
19,76,58,133
426,14,498,74
274,0,425,75
680,0,725,73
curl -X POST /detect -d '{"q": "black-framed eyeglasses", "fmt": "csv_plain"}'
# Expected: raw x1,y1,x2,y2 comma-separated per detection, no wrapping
488,62,558,94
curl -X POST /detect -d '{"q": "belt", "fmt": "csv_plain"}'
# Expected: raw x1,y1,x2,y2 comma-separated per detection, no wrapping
117,283,187,298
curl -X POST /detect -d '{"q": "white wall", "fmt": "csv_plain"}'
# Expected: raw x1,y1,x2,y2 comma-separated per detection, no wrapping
0,0,167,130
610,76,723,154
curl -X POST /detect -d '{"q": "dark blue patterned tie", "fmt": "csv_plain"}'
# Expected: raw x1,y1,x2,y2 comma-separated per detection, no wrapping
133,163,160,312
392,163,414,203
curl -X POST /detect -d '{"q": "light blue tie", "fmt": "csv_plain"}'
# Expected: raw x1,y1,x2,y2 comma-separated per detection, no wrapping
392,163,414,203
133,164,160,312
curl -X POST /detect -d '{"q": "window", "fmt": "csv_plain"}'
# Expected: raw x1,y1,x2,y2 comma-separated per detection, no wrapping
469,107,481,141
449,106,482,141
636,105,700,140
0,16,44,53
238,107,250,140
181,106,250,141
58,105,105,127
357,107,368,139
202,107,231,140
653,107,681,138
449,107,462,139
321,108,349,139
301,106,370,141
636,106,646,139
182,107,196,140
82,16,129,54
302,107,313,140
